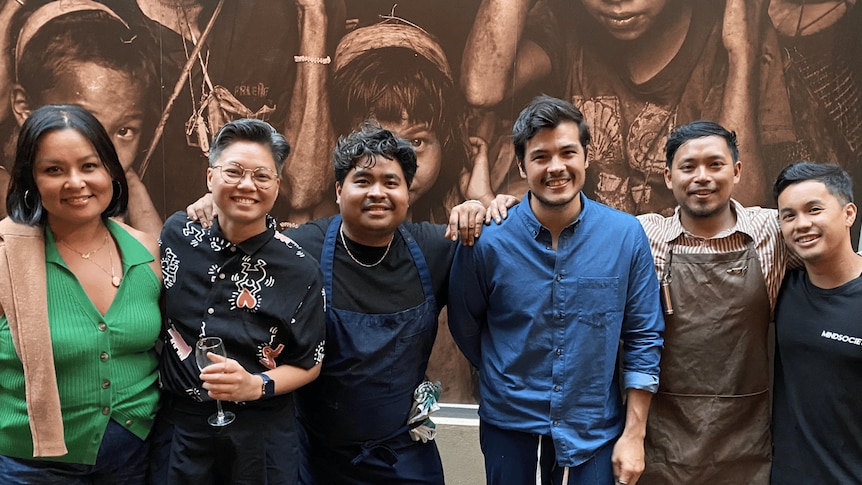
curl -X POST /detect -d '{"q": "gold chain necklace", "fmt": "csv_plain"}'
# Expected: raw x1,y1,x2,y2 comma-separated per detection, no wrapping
339,224,393,268
92,244,122,288
59,231,122,287
59,232,108,260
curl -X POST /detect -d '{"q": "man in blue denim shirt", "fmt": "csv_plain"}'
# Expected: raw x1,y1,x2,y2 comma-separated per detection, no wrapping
448,95,664,485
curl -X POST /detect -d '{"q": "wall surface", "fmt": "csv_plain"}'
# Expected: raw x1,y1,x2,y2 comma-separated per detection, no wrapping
3,0,859,403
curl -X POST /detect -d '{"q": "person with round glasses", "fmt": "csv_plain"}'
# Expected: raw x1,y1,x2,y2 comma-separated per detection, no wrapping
158,118,326,484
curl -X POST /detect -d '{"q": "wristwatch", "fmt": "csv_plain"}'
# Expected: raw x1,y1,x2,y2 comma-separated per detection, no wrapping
256,373,275,399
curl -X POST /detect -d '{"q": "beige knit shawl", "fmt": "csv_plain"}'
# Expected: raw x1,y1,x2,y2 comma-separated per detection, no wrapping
0,218,67,456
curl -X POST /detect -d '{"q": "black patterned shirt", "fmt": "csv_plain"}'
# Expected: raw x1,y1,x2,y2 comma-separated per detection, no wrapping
159,212,325,406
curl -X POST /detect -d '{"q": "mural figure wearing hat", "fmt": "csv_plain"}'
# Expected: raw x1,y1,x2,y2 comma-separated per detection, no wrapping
331,19,495,223
331,19,498,404
1,0,162,235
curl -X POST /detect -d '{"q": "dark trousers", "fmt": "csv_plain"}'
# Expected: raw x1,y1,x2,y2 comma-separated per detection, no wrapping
480,420,614,485
167,401,298,485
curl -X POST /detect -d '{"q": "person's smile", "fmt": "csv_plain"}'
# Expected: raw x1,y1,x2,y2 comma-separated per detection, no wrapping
62,194,95,206
544,176,571,189
230,195,259,205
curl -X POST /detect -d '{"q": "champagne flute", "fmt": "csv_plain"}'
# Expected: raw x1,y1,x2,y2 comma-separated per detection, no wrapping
195,336,236,427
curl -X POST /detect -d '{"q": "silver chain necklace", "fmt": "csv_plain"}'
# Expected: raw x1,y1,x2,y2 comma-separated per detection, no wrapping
339,224,393,268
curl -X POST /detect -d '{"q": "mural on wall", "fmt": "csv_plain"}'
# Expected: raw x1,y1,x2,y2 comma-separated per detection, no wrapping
0,0,858,403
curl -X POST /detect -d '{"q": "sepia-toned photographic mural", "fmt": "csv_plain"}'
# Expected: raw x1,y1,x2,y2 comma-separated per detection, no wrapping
1,0,858,403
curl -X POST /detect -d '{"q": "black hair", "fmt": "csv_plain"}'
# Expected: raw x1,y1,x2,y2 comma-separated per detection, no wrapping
332,124,417,187
773,161,854,205
665,120,739,168
208,118,291,174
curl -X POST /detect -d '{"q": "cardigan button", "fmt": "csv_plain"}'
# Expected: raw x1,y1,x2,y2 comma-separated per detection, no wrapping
101,407,110,415
100,352,109,362
98,323,107,331
101,380,111,389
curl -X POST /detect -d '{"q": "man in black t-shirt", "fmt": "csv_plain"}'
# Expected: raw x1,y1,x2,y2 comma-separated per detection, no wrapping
772,161,862,483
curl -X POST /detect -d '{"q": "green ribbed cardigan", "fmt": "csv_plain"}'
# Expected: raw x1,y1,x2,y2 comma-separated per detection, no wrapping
0,219,161,463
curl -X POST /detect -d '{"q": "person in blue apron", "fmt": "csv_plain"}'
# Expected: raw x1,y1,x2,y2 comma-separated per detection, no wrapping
283,126,490,483
637,121,795,484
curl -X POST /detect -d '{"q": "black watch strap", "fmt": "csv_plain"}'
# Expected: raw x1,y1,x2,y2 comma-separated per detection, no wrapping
256,373,275,399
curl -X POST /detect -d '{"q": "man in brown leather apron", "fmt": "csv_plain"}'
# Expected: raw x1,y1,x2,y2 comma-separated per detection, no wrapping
638,121,792,484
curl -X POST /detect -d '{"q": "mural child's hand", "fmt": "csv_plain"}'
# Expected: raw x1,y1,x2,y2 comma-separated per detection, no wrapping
460,136,494,206
722,0,764,62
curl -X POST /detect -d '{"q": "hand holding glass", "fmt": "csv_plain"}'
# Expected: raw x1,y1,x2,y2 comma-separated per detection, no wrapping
195,337,236,426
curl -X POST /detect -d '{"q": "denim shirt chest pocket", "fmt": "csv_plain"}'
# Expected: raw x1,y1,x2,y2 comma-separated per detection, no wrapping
576,277,621,328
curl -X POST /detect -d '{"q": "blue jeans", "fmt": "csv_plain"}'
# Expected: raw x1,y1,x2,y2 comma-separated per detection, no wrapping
0,419,149,485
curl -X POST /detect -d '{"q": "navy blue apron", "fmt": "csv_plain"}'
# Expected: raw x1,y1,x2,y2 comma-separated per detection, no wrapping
297,217,444,484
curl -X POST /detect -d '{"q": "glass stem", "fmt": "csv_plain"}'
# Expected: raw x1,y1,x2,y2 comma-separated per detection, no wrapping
216,399,226,420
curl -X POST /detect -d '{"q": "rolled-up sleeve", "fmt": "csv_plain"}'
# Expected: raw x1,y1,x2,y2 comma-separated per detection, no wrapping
621,228,665,393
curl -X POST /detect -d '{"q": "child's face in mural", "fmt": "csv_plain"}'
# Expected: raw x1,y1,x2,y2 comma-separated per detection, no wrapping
579,0,670,41
38,62,145,172
377,117,443,206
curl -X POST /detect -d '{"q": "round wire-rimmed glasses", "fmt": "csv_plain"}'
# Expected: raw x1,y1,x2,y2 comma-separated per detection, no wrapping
213,162,278,189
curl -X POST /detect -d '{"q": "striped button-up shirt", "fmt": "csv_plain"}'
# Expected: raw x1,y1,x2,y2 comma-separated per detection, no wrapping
637,199,797,311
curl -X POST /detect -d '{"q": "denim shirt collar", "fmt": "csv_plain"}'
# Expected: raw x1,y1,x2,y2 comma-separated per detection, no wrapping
515,191,588,242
